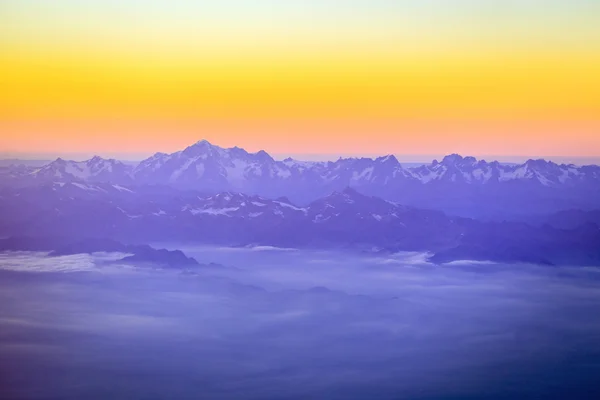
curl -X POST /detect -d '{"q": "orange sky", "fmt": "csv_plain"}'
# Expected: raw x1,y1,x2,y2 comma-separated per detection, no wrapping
2,117,599,161
1,1,599,160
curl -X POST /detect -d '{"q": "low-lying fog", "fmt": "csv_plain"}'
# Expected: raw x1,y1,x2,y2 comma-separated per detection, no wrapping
2,247,600,399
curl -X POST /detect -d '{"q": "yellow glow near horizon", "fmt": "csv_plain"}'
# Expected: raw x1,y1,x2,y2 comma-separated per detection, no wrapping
2,48,599,120
1,1,599,158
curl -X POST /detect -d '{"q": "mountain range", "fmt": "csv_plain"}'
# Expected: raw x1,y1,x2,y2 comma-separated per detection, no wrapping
1,139,599,266
3,139,599,218
1,181,599,266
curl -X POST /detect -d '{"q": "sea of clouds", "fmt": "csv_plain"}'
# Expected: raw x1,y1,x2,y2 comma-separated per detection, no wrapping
1,247,600,399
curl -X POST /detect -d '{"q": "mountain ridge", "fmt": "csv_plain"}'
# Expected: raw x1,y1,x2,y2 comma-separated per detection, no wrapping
1,182,599,266
25,140,600,187
3,139,600,218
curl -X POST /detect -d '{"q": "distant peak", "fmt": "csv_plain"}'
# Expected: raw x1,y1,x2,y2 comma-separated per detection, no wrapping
524,159,560,171
183,139,222,156
193,139,212,146
255,149,273,161
441,154,479,166
525,158,550,166
227,146,248,157
441,154,464,164
376,154,399,164
187,139,221,150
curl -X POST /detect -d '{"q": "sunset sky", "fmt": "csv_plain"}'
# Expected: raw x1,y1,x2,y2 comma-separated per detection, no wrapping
1,1,599,161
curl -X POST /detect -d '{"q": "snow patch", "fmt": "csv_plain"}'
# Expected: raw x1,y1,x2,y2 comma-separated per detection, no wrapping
170,156,197,182
64,162,92,179
189,207,239,216
352,167,374,181
112,184,133,193
274,201,306,213
71,182,99,191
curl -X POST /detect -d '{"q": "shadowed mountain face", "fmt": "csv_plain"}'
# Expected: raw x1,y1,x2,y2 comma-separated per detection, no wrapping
3,140,600,218
1,183,599,266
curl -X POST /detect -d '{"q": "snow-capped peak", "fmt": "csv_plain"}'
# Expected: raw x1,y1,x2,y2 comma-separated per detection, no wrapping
182,139,225,158
440,154,478,166
89,155,104,163
31,156,133,184
376,154,399,164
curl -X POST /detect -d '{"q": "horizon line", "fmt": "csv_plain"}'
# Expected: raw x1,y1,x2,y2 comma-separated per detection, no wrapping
2,150,600,166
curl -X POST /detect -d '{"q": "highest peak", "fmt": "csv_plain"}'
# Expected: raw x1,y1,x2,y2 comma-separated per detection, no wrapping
182,140,273,161
193,139,214,147
185,139,222,151
182,139,223,156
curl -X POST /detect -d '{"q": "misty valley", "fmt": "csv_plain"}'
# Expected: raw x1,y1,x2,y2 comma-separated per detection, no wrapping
2,247,600,399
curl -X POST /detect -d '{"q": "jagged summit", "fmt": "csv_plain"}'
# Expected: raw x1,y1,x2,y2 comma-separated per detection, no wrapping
192,139,214,147
376,154,399,164
441,154,464,164
255,149,272,160
525,158,554,167
182,140,274,161
182,139,223,157
440,154,477,165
